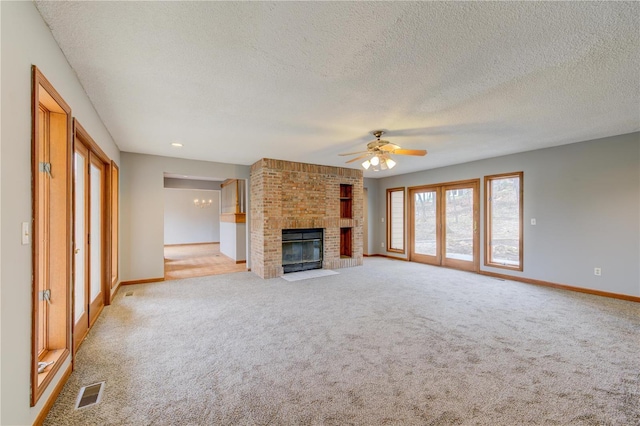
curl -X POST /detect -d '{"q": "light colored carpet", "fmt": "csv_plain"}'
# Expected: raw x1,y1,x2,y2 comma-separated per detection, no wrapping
280,269,338,282
45,257,640,425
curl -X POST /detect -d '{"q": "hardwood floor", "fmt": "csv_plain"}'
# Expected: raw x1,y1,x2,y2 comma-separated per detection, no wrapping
164,243,246,280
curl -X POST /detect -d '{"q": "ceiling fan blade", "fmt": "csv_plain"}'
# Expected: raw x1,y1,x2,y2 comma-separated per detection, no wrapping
379,143,400,152
339,150,368,156
345,153,371,164
393,149,427,156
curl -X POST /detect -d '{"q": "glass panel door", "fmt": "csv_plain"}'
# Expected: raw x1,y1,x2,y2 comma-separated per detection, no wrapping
73,143,89,352
409,180,479,272
442,185,478,271
74,151,87,323
88,155,104,326
72,121,110,354
410,188,440,265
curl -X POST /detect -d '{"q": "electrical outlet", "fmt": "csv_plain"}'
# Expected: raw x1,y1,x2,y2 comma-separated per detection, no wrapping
381,217,384,223
594,268,601,276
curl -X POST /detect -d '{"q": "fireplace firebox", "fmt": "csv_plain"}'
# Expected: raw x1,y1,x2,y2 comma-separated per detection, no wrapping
282,229,323,273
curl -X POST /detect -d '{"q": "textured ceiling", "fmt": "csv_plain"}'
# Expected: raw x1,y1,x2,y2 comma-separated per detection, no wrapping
35,1,640,177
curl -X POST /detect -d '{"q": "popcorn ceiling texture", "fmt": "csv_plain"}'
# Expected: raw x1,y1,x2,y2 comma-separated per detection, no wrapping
34,2,640,177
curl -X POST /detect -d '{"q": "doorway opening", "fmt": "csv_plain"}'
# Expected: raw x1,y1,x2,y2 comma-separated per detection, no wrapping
163,174,246,280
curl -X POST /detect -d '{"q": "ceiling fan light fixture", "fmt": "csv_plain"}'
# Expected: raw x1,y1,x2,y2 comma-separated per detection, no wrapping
342,128,426,172
386,158,396,169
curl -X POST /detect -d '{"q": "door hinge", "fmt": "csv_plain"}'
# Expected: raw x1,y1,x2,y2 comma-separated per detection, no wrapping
39,162,52,177
39,289,52,305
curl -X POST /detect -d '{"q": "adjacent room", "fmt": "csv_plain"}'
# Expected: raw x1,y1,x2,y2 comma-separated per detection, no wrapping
1,2,639,425
162,175,246,280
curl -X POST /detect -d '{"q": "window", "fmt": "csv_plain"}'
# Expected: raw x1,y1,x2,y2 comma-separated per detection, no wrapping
387,187,405,253
485,172,523,270
31,66,72,405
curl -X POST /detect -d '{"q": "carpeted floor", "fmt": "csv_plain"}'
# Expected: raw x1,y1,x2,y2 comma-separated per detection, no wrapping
45,257,640,425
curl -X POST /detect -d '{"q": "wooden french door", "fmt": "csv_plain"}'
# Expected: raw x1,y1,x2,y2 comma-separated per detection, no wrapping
73,141,106,352
409,179,480,272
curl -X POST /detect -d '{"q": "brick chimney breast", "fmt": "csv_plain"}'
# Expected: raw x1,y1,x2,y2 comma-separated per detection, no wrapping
250,159,363,279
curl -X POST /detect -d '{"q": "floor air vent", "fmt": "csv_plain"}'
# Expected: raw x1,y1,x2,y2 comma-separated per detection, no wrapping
125,291,134,296
75,382,105,409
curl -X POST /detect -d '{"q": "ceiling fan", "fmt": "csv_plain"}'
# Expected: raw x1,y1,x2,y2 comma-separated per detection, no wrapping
339,130,427,171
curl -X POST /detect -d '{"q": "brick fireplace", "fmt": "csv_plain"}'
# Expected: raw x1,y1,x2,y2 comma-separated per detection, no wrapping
250,158,363,279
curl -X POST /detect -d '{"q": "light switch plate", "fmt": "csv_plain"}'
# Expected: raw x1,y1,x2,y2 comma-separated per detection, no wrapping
531,218,536,225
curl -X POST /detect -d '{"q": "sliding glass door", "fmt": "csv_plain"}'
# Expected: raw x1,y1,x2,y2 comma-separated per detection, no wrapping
409,180,479,272
411,188,440,264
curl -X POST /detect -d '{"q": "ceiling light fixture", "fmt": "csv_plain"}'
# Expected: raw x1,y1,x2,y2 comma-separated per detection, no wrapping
362,153,396,171
171,142,183,147
341,129,426,172
194,198,212,208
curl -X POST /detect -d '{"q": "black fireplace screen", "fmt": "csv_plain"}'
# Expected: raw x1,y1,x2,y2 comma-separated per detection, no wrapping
282,229,323,273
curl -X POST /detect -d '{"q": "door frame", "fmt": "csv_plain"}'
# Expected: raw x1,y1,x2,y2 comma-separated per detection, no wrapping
72,141,90,353
408,178,480,272
72,119,113,354
88,153,106,328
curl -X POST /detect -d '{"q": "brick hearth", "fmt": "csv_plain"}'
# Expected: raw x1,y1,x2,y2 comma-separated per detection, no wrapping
250,158,363,279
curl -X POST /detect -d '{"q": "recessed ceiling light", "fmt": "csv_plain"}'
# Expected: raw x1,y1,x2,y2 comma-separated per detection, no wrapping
171,142,183,147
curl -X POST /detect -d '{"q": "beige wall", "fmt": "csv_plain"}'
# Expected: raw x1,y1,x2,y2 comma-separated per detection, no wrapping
1,2,120,424
121,152,250,281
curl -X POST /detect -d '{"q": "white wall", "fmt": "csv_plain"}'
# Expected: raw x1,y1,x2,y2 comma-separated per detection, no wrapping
121,152,250,281
164,189,220,245
220,222,246,261
374,132,640,297
0,2,120,424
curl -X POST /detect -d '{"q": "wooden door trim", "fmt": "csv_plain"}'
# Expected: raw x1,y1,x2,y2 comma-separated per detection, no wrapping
73,119,113,306
110,161,120,295
441,180,480,272
408,178,480,273
72,142,90,355
408,186,441,265
88,153,106,326
408,178,480,192
72,120,111,355
73,119,109,164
